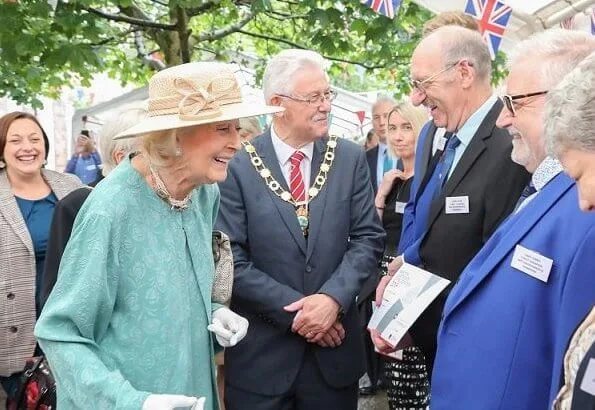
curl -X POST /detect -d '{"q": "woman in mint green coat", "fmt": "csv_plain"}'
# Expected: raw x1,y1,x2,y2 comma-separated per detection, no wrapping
35,62,282,410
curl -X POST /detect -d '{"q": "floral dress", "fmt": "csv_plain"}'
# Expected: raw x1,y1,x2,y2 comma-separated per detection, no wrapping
35,159,222,410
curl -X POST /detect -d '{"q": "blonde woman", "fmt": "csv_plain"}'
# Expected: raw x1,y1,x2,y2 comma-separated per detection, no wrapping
373,101,429,410
35,62,282,410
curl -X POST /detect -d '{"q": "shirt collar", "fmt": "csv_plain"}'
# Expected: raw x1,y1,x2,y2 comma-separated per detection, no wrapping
532,156,563,192
454,94,498,147
270,125,314,165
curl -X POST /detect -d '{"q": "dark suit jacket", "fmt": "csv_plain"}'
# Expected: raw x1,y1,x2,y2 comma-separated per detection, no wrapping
365,145,379,193
401,99,530,370
216,130,385,396
40,187,92,310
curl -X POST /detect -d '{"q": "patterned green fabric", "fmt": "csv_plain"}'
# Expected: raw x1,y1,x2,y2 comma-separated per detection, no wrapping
35,158,221,410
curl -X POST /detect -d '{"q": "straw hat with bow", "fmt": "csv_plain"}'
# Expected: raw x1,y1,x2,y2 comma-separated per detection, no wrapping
115,62,283,140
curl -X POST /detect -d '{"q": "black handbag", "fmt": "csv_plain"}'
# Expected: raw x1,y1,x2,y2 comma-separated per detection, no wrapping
11,356,56,410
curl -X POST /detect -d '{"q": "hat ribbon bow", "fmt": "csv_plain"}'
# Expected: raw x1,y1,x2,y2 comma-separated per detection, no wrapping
174,76,239,121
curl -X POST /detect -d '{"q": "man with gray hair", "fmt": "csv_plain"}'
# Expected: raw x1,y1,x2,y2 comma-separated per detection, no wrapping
217,49,384,409
430,29,595,409
373,26,528,387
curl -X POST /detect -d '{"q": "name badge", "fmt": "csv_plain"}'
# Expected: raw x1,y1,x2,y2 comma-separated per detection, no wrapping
510,245,553,283
437,136,448,151
85,164,97,171
580,359,595,396
445,196,469,214
394,201,406,214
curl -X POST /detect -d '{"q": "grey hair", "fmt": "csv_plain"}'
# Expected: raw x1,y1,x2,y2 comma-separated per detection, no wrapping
425,25,492,82
239,116,262,136
508,29,595,90
98,104,147,176
262,49,329,101
545,50,595,157
372,95,397,112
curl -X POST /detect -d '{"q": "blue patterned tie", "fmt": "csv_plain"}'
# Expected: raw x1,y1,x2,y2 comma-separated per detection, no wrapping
383,147,393,174
514,182,537,211
433,134,461,197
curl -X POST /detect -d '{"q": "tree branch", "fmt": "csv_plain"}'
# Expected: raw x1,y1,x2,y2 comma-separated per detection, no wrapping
87,28,136,47
147,0,169,7
236,30,391,69
84,6,177,30
194,11,255,42
265,10,307,19
186,0,220,17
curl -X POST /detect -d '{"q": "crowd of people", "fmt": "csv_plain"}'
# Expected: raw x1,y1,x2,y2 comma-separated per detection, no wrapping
0,10,594,410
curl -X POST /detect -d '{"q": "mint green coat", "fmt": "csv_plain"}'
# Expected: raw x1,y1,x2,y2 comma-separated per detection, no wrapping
35,159,221,410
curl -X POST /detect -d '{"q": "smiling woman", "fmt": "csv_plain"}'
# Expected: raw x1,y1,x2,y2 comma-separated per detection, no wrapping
33,62,283,410
0,111,82,407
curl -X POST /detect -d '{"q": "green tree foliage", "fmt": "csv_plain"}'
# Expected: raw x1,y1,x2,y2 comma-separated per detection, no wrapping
0,0,505,108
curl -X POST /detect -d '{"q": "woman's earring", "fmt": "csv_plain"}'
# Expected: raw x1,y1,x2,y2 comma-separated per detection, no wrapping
175,146,183,157
42,159,48,166
0,159,5,168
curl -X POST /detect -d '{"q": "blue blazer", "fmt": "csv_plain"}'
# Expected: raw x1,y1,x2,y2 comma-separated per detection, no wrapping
398,120,434,255
431,173,595,410
216,131,385,396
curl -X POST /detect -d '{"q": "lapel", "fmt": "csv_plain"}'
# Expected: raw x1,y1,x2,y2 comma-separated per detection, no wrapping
444,173,574,318
306,138,328,261
419,121,437,180
0,170,34,253
41,169,76,200
255,132,307,254
368,146,379,192
425,100,502,229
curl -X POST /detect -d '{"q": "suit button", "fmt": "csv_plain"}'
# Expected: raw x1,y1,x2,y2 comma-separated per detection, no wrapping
7,293,15,300
305,266,312,273
9,326,18,333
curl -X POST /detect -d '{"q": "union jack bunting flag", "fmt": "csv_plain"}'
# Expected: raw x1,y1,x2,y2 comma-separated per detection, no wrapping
559,15,575,30
361,0,402,19
465,0,513,60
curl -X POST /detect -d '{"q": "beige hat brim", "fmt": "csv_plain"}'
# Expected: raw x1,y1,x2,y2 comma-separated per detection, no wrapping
114,101,283,140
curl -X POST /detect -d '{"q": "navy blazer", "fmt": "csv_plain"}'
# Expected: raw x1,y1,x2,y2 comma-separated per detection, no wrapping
366,145,379,193
216,130,385,395
398,120,436,253
432,173,595,409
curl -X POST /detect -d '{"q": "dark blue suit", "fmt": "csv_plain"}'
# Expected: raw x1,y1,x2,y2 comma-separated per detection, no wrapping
432,173,595,409
216,131,385,409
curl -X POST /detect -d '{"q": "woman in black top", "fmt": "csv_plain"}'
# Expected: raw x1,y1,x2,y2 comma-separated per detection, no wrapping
373,102,429,410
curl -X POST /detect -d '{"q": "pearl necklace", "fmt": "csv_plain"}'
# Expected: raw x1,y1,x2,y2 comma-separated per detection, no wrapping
148,162,192,211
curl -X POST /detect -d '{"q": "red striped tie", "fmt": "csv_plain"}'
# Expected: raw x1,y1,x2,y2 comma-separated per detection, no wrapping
289,151,306,202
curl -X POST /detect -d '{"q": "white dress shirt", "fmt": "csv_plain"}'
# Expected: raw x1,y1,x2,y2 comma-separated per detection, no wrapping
270,125,314,194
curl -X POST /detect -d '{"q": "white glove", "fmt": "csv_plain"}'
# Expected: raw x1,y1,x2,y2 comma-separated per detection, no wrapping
207,307,249,347
142,394,205,410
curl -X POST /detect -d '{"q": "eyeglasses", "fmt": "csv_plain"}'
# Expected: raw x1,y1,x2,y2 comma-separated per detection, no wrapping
409,61,461,93
277,90,337,105
502,91,548,117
